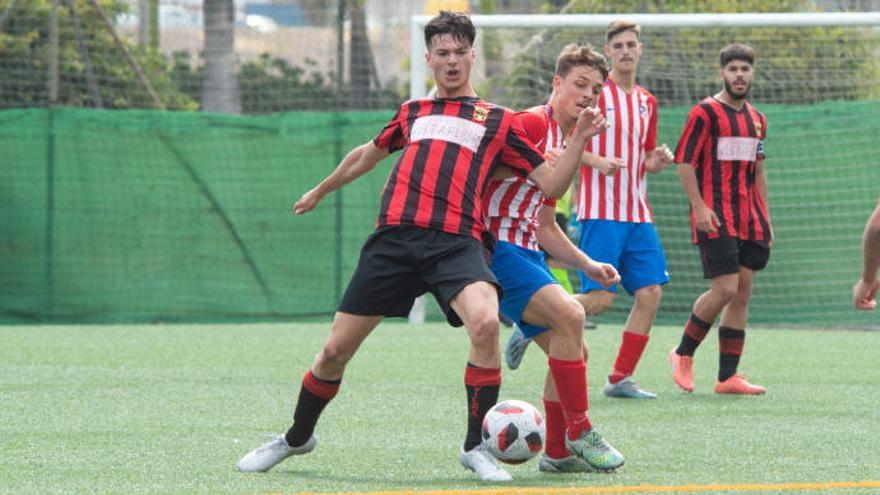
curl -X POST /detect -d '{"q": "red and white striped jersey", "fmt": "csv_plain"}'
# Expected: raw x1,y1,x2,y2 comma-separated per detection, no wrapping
483,105,561,250
577,78,658,223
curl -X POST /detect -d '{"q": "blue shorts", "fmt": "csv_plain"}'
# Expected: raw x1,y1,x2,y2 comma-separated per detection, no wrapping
491,241,557,338
578,220,669,295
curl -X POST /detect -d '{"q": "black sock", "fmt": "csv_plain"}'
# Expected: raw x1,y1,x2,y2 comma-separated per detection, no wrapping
677,313,712,356
285,375,341,447
464,363,500,452
718,326,745,382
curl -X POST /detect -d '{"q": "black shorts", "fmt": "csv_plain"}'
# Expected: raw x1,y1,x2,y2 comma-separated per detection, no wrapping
338,226,501,327
698,237,771,279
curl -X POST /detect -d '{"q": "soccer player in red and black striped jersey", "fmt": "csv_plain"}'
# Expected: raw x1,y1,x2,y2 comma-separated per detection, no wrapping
853,198,880,310
235,11,607,482
669,43,771,396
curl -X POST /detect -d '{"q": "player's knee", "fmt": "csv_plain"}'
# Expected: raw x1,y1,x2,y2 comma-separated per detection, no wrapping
636,285,662,308
733,281,754,305
557,298,586,336
316,342,353,371
467,312,501,349
591,291,616,314
714,285,738,305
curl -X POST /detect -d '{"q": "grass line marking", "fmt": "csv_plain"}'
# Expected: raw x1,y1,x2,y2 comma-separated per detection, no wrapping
285,480,880,495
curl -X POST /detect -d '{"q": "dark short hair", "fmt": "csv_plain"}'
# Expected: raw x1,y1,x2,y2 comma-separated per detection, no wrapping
606,20,640,43
719,43,756,67
555,43,609,80
424,11,476,48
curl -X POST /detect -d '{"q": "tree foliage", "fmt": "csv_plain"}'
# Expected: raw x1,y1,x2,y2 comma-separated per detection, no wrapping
0,0,403,113
167,52,400,114
480,0,880,109
0,0,196,110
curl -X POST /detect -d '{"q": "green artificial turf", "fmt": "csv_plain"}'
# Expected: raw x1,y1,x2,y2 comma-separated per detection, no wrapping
1,322,878,495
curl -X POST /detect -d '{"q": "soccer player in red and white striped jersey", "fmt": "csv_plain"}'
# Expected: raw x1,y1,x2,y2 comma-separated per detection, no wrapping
237,12,608,482
669,43,772,396
574,21,674,400
485,44,625,473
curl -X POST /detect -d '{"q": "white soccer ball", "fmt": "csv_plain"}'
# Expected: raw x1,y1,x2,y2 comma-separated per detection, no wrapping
481,399,545,464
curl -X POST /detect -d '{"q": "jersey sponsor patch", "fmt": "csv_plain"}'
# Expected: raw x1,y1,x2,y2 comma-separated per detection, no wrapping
410,115,487,153
717,137,759,161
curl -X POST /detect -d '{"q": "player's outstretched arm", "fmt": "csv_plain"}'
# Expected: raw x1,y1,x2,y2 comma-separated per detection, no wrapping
529,107,607,198
677,162,719,233
645,144,674,173
534,205,619,288
293,141,390,215
853,199,880,310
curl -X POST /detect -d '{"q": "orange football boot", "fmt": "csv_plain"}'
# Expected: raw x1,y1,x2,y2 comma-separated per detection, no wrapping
668,348,694,392
714,374,766,395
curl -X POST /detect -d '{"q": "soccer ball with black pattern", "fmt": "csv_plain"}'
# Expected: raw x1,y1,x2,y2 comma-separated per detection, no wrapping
481,399,545,464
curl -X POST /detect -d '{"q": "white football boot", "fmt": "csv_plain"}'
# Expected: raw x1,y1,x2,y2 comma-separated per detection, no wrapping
236,434,316,472
459,445,513,482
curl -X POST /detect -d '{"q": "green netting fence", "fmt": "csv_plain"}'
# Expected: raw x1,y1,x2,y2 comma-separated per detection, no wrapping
1,103,878,327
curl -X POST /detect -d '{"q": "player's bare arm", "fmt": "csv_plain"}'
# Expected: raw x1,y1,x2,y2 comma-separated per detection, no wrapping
293,141,390,215
534,204,619,288
755,158,773,246
645,144,674,173
581,150,625,176
677,161,720,233
853,199,880,310
529,106,607,198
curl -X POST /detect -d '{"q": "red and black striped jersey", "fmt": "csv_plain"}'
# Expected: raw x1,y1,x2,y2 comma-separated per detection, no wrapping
675,97,770,244
373,97,545,241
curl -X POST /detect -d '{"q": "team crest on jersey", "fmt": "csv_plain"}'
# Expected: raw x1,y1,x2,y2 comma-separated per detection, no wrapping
639,104,648,114
473,106,489,122
754,121,763,138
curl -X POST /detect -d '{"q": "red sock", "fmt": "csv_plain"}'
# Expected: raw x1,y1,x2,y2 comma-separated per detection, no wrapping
609,331,650,384
542,399,568,459
547,356,591,440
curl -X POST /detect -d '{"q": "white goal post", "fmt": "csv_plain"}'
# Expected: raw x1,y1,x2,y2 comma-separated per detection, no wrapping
409,12,880,99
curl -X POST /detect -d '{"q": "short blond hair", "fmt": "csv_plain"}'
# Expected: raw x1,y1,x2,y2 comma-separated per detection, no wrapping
554,43,609,80
605,20,640,43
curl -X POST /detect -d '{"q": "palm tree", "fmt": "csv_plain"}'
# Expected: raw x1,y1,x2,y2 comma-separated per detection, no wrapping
202,0,240,113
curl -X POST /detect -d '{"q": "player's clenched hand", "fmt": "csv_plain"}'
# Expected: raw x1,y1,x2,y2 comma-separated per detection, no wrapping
694,203,720,233
574,106,608,140
292,188,323,215
852,278,879,310
648,144,674,172
595,157,626,176
584,261,620,288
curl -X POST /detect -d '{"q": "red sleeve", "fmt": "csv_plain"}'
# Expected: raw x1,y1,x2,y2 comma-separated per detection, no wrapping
675,105,709,168
500,110,546,175
372,103,407,153
514,109,549,151
644,93,658,153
